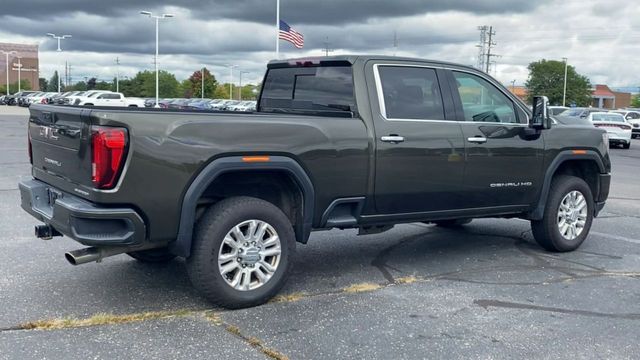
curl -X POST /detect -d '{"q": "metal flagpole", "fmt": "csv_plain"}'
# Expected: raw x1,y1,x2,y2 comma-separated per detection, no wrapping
276,0,280,59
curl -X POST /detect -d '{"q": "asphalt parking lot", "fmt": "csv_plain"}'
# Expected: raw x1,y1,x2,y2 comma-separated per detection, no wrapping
1,106,639,359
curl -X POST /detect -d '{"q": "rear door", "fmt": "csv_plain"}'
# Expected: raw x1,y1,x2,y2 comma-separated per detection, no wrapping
369,63,466,214
447,69,544,208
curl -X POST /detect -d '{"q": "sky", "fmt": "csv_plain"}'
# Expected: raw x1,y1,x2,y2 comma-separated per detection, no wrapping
0,0,638,91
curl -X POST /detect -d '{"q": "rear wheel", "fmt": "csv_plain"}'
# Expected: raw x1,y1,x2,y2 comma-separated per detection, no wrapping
531,175,594,252
623,142,631,149
187,197,295,309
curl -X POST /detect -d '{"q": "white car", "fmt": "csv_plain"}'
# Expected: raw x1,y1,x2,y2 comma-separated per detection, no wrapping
72,90,113,106
232,101,256,112
612,110,640,139
587,112,632,149
79,92,145,107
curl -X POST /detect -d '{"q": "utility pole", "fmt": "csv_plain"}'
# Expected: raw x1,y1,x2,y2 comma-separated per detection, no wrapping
476,26,488,71
511,80,516,93
562,57,568,107
115,57,120,93
485,26,496,74
226,64,238,100
322,37,333,57
393,30,398,56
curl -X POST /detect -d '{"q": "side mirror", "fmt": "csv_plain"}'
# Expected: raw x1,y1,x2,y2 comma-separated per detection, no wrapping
626,115,632,120
531,96,551,129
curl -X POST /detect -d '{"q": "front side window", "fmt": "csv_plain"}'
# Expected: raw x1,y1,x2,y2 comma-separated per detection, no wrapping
453,71,519,124
377,66,445,120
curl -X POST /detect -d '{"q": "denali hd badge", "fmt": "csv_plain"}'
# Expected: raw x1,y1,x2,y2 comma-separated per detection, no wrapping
490,182,533,188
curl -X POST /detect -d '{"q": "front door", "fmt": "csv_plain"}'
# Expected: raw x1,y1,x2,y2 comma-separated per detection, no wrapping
370,64,466,214
448,70,544,209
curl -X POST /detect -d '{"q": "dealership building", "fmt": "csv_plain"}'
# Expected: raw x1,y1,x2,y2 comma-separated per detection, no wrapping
0,42,40,91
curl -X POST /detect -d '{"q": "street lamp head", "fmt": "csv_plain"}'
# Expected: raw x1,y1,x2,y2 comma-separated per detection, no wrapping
162,14,174,18
46,33,55,37
62,35,72,39
140,11,152,16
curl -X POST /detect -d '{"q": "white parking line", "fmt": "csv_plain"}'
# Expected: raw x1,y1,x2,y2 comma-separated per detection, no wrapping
591,231,640,245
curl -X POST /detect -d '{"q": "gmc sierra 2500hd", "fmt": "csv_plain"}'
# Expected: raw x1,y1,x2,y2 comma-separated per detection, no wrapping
20,56,611,308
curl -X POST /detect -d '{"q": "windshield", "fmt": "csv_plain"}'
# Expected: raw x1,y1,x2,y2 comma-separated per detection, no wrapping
592,113,625,122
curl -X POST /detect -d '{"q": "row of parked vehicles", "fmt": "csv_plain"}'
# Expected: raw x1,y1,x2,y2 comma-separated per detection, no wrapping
145,98,257,112
550,106,640,149
1,90,257,113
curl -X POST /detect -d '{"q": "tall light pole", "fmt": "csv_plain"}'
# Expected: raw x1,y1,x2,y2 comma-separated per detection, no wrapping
46,33,72,92
225,64,238,100
201,66,205,99
1,50,16,95
562,57,568,107
239,71,249,100
16,56,22,92
140,11,174,108
115,57,120,93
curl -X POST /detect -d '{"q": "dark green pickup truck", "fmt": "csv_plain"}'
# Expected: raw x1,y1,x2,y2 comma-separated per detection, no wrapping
20,55,611,308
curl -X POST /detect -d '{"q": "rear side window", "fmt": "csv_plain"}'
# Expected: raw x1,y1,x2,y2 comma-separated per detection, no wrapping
377,66,445,120
260,66,355,114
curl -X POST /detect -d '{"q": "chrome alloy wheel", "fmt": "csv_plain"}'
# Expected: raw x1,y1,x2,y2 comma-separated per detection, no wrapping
217,220,282,291
557,190,588,241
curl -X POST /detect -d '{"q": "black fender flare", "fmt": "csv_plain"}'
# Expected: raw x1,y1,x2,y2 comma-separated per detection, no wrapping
529,150,606,220
170,156,315,257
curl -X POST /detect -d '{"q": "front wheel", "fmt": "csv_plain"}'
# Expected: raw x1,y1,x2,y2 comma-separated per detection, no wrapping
531,175,594,252
186,197,295,309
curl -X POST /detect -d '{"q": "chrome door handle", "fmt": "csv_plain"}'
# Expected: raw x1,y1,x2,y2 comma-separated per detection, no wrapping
381,135,405,143
467,136,487,144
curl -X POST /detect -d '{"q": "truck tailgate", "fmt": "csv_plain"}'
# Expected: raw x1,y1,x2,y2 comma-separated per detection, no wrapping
28,105,93,187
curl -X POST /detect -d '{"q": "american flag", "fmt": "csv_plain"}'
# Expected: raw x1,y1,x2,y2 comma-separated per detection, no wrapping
279,20,304,49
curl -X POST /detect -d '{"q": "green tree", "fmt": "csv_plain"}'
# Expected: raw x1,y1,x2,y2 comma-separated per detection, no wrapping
121,70,181,98
39,78,48,91
46,71,60,92
1,80,32,94
525,60,592,106
631,94,640,108
187,67,218,99
86,77,97,90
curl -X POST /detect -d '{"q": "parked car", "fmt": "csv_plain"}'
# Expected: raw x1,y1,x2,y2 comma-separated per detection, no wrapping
167,99,191,110
220,100,241,111
0,95,5,105
612,110,640,138
72,91,113,105
549,106,569,116
587,112,632,149
560,107,608,118
21,55,611,309
185,99,214,110
17,91,38,106
231,101,257,112
210,99,235,110
79,92,146,107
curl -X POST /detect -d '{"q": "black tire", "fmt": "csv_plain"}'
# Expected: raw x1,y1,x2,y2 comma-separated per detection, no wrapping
433,219,472,228
623,142,631,149
186,196,295,309
127,247,176,263
531,175,594,252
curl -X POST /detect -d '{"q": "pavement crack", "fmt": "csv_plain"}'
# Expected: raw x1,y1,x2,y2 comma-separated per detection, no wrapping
475,299,640,320
205,315,289,360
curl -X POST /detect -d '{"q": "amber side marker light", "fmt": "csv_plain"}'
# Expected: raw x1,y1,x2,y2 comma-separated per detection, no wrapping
572,150,587,155
242,156,271,163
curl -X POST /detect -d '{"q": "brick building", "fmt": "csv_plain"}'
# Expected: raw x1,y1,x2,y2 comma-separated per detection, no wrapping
591,84,631,109
0,43,40,91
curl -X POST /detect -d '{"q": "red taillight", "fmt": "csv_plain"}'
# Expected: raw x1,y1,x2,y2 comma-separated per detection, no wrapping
91,126,128,189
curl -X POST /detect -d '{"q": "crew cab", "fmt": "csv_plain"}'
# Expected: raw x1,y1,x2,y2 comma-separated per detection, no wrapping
20,56,611,308
77,92,145,107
